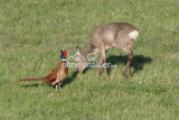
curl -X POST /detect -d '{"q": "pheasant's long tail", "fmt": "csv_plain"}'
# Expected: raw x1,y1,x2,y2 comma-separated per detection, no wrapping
18,77,46,82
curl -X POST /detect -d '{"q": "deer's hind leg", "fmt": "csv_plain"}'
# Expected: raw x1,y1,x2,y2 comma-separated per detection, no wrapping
123,50,133,78
120,39,134,78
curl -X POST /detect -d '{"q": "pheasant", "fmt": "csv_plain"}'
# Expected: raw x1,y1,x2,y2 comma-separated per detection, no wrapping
18,50,68,90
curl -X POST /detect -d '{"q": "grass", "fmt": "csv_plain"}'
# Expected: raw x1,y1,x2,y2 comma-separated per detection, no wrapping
0,0,179,119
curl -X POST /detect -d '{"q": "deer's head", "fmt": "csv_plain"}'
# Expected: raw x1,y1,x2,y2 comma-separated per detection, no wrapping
74,50,88,73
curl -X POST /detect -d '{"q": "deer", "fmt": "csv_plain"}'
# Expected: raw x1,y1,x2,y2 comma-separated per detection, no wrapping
75,22,139,78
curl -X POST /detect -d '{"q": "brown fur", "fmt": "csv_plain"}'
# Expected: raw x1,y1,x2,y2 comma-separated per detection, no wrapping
76,22,139,77
18,61,68,87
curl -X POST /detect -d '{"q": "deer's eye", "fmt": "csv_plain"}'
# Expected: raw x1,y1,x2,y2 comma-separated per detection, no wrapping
87,52,97,61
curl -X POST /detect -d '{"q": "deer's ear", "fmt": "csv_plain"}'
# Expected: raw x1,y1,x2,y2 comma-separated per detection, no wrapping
75,45,80,51
76,50,81,55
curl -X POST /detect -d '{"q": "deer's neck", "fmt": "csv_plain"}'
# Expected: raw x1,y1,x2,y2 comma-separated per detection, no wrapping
81,41,95,58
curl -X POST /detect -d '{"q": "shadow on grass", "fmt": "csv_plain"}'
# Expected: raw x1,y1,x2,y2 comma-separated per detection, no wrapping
106,55,152,74
21,83,46,88
78,54,152,75
61,71,78,87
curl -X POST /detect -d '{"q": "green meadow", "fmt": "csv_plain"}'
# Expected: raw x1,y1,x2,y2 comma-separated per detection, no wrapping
0,0,179,119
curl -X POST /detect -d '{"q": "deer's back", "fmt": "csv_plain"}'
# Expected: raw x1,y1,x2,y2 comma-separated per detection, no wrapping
91,22,139,49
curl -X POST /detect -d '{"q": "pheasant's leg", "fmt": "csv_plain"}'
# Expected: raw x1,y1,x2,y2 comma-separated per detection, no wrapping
55,84,58,90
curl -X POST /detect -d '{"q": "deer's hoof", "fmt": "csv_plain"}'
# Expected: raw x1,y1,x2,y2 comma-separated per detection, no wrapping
122,71,132,79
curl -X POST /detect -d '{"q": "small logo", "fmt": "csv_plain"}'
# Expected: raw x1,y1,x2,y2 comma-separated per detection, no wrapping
62,50,117,68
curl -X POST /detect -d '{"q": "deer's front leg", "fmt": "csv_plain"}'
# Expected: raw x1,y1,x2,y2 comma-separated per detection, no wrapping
96,55,103,77
96,47,107,77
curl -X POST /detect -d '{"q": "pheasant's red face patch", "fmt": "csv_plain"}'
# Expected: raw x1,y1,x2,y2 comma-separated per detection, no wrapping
63,50,68,58
60,50,68,59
